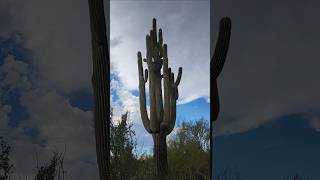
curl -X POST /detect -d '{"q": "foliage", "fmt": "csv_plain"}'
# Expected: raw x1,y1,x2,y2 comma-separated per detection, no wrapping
110,110,210,180
0,137,14,180
110,112,138,179
167,119,210,180
34,151,65,180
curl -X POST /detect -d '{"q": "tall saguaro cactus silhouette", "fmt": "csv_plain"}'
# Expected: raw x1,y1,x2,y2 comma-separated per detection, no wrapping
137,18,182,177
88,0,110,179
211,17,232,123
210,17,232,179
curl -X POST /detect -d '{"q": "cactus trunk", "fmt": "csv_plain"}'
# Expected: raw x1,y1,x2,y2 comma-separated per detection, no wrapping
88,0,110,179
153,133,168,177
137,18,182,177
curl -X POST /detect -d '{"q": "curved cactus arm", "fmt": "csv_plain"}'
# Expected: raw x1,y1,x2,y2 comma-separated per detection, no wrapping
137,51,151,133
174,67,182,87
165,73,177,135
211,17,232,79
160,64,172,131
165,94,176,135
211,17,232,122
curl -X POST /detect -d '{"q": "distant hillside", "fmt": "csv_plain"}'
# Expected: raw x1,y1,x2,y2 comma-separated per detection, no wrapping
214,114,320,180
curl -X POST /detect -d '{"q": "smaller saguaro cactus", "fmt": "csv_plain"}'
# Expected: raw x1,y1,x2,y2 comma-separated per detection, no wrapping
210,17,232,179
211,17,232,123
137,18,182,177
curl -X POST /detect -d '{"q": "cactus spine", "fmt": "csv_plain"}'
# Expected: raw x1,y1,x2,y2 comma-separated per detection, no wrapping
88,0,110,179
137,18,182,177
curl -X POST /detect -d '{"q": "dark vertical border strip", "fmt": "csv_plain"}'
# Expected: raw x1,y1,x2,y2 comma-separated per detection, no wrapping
210,1,214,179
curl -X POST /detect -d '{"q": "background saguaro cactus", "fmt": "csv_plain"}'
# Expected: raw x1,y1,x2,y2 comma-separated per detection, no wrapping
137,18,182,178
211,17,232,124
88,0,110,179
210,17,232,179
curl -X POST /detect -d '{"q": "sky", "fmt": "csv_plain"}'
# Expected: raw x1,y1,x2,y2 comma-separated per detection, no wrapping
0,0,320,179
110,0,210,154
212,0,320,179
0,0,210,179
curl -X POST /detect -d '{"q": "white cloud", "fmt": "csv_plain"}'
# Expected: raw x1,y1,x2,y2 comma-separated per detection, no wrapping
0,55,32,94
305,113,320,132
20,89,98,180
4,0,93,93
213,0,320,135
110,73,153,153
0,53,98,179
110,1,210,104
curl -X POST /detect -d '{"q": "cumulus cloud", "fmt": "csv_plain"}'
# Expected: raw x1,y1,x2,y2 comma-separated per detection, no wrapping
0,55,32,94
20,89,98,179
110,73,153,153
3,0,93,93
110,1,210,104
0,51,98,179
305,113,320,132
212,0,320,135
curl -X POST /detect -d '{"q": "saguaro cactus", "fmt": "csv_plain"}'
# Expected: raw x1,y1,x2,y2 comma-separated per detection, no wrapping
211,17,232,123
137,18,182,177
88,0,110,179
210,17,232,179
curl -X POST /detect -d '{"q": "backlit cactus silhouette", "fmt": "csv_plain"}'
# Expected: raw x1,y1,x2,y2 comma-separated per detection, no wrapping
210,17,232,179
211,17,232,123
88,0,110,179
137,18,182,177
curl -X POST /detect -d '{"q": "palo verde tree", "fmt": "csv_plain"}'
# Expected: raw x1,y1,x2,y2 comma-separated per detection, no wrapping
88,0,110,179
137,18,182,178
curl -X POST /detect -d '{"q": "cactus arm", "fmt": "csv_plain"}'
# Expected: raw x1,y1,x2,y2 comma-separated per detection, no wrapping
160,61,172,131
175,67,182,86
158,29,163,57
144,69,148,83
165,92,177,135
165,73,177,135
211,17,231,79
146,33,159,133
152,18,158,44
154,26,164,125
155,69,164,126
211,17,232,122
156,85,164,123
138,52,152,133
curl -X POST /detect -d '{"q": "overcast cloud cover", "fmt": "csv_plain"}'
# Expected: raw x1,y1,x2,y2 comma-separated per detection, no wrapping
212,0,320,136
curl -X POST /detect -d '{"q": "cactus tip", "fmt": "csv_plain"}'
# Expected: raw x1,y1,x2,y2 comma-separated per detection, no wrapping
220,17,232,28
